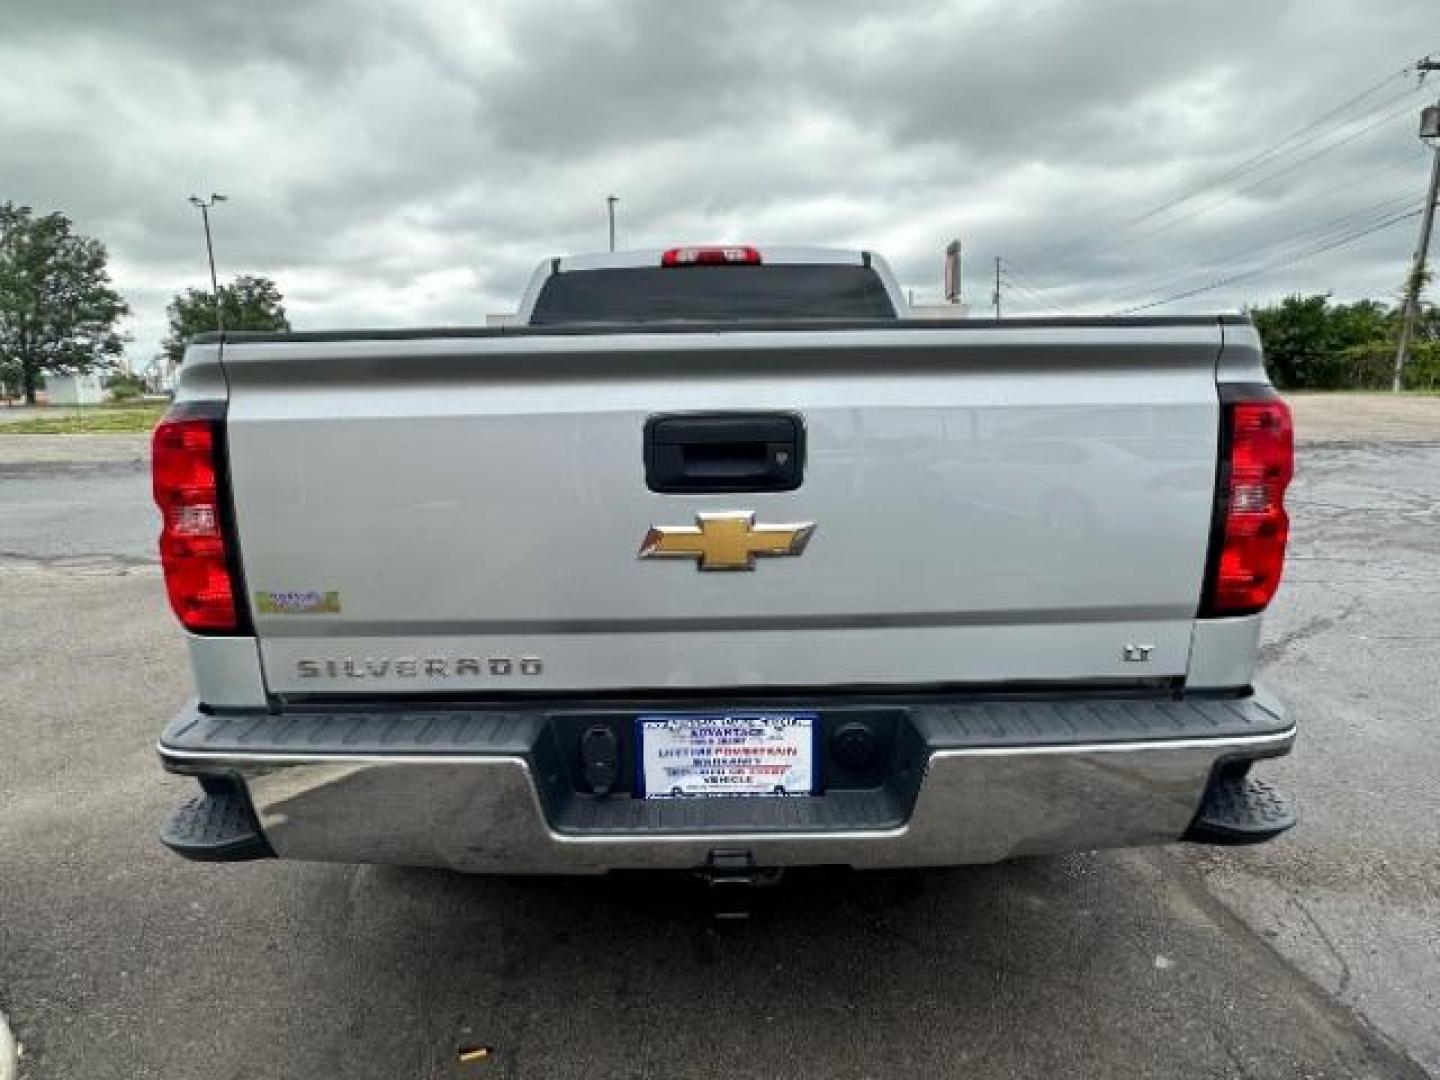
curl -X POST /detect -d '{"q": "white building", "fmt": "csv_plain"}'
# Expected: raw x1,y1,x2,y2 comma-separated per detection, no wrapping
909,301,973,318
46,373,105,405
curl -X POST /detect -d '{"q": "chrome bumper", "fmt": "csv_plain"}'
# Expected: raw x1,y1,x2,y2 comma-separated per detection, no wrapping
158,690,1294,873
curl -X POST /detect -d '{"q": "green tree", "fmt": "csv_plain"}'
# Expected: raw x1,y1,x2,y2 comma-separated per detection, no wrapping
1246,293,1406,389
160,274,291,367
1248,294,1336,389
0,202,130,404
1414,301,1439,344
0,353,20,402
1328,298,1393,350
105,371,148,400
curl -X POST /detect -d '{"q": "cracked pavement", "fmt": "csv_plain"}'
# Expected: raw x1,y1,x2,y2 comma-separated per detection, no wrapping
2,398,1439,1078
1183,436,1440,1075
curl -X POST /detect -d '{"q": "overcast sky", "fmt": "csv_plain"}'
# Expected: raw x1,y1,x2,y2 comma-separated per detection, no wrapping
2,0,1437,367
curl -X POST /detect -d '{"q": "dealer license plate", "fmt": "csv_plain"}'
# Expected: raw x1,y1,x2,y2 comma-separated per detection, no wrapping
636,712,818,798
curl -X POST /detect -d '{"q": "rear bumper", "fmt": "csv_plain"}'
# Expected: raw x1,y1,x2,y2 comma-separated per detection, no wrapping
157,688,1295,873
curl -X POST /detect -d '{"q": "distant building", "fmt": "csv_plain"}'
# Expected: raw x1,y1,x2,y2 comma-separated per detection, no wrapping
909,301,972,318
46,373,105,405
908,238,971,317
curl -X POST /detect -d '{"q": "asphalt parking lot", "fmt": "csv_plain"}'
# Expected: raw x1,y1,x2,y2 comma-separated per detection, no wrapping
1,395,1437,1079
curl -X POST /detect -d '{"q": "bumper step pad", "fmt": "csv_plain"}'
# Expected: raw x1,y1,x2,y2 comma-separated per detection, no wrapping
1185,774,1296,846
160,785,274,862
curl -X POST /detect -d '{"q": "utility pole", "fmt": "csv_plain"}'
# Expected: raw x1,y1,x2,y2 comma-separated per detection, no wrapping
187,193,228,332
606,195,619,252
992,256,1002,319
1394,59,1440,392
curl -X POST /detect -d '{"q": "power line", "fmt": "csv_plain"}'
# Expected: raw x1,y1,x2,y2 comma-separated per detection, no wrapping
999,257,1063,294
1106,70,1413,226
1074,90,1427,260
1021,60,1428,263
1109,205,1423,315
1017,150,1427,313
1208,188,1420,267
999,261,1048,292
1015,118,1430,317
1115,203,1422,314
1091,150,1428,302
998,259,1068,312
1000,275,1067,314
1026,97,1429,313
1203,147,1427,237
1100,185,1426,309
988,57,1438,315
1027,65,1422,262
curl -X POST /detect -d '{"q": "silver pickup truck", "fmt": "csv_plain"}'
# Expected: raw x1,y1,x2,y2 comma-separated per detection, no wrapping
154,245,1297,880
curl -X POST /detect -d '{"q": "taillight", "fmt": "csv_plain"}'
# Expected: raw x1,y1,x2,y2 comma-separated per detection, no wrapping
661,245,762,267
153,403,242,633
1202,385,1293,617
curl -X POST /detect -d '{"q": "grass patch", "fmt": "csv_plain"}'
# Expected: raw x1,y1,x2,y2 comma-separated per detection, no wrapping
0,403,166,434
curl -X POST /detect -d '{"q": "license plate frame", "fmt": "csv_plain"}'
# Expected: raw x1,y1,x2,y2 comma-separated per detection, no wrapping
634,711,820,799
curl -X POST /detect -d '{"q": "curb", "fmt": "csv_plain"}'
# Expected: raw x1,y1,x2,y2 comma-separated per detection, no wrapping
0,1009,15,1080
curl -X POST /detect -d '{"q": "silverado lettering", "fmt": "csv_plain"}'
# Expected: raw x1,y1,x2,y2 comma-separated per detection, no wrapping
295,657,544,678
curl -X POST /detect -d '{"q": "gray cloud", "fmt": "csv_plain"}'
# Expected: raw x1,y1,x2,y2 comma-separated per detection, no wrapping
2,0,1436,366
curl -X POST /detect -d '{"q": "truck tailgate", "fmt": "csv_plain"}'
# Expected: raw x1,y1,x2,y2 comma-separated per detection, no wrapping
219,325,1221,694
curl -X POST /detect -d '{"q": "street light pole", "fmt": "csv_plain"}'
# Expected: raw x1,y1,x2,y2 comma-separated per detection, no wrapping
606,195,619,252
1394,97,1440,391
187,193,228,332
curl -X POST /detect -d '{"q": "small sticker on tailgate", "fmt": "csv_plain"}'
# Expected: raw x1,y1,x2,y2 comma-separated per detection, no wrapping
255,590,341,615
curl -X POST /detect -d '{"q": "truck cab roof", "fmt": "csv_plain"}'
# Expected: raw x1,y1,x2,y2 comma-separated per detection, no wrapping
517,245,907,324
551,246,876,271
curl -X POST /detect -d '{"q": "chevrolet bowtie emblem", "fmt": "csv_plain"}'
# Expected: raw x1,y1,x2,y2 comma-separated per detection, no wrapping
638,512,816,571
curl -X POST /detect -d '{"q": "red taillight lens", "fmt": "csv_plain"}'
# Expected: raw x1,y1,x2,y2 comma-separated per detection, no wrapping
661,245,762,267
153,409,240,632
1203,386,1293,616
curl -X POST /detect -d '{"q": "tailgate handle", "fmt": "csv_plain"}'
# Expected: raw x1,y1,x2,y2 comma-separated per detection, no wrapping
645,413,804,493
